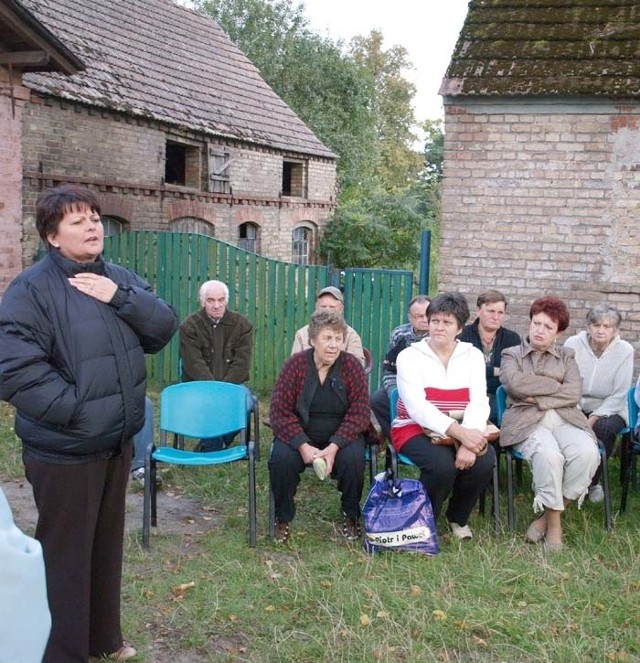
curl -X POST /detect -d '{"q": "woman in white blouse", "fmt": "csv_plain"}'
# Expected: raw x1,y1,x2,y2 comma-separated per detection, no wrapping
564,304,634,503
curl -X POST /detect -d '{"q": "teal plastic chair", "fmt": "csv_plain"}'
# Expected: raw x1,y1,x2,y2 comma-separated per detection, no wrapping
389,388,501,534
620,386,639,513
142,381,259,548
495,385,612,531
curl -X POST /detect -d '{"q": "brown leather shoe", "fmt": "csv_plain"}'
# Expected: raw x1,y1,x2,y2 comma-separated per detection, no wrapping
342,516,362,541
274,520,290,543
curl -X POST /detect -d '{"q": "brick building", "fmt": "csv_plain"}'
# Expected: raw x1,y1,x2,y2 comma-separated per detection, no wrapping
439,0,640,360
2,0,336,295
0,0,83,294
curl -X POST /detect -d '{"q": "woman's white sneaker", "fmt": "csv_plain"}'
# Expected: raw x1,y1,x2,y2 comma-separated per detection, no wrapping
449,521,473,540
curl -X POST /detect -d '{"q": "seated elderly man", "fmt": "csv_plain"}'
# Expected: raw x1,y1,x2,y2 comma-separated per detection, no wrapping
370,295,431,441
180,279,254,451
459,289,520,424
291,286,365,366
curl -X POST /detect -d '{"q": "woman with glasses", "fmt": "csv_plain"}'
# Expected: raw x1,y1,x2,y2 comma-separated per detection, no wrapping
391,292,495,541
564,304,634,503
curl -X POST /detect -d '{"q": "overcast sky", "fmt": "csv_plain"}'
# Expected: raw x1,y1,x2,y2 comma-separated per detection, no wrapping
299,0,470,122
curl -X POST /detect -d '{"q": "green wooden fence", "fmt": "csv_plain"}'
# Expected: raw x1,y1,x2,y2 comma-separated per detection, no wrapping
104,231,413,392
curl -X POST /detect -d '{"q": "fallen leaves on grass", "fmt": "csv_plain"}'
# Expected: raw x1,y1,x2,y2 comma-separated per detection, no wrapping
171,581,195,599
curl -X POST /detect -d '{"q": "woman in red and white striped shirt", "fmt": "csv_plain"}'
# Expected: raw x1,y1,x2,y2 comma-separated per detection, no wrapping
392,293,494,540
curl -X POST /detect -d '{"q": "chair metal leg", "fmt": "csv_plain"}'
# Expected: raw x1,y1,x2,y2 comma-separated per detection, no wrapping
388,444,399,478
506,449,516,533
366,443,378,484
492,453,502,535
599,441,613,531
620,433,631,514
268,485,275,542
248,441,257,547
268,442,275,542
150,458,158,527
478,489,486,517
142,443,155,549
252,405,261,463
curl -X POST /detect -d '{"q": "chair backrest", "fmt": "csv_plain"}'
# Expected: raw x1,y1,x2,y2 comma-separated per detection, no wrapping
390,388,399,419
628,386,638,430
159,381,248,440
495,385,507,426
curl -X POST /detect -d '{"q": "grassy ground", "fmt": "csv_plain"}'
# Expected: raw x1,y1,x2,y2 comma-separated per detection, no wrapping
1,400,639,662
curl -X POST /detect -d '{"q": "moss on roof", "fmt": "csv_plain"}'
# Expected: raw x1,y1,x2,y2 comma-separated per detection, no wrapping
440,0,640,97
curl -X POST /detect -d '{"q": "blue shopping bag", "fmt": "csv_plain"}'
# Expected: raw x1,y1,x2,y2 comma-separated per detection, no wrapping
362,471,439,555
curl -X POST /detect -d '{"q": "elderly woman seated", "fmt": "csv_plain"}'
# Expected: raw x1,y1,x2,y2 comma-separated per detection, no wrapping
268,310,371,543
392,292,495,541
500,296,600,552
564,304,634,503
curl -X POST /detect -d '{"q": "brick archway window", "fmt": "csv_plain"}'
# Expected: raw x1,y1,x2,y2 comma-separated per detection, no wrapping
170,217,214,236
292,225,315,265
238,222,260,254
101,215,128,237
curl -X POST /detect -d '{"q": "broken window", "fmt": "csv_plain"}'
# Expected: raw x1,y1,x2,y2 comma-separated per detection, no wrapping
282,159,306,197
165,140,200,187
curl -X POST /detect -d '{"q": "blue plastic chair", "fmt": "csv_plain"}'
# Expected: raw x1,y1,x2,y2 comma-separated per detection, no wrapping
389,388,501,535
142,381,259,548
495,385,612,532
620,386,639,513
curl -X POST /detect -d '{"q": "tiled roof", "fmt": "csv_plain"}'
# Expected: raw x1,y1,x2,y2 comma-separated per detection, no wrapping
440,0,640,98
20,0,335,158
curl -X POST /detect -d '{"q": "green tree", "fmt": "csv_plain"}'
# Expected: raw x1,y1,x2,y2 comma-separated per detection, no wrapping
349,31,422,191
414,119,444,220
198,0,379,196
320,190,426,269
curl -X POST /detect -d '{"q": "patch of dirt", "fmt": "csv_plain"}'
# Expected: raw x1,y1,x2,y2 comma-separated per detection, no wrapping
2,475,222,662
1,475,218,539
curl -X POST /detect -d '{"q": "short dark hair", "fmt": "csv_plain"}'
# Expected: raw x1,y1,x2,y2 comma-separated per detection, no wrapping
476,289,507,309
36,184,101,248
529,296,570,332
427,292,470,330
308,310,347,341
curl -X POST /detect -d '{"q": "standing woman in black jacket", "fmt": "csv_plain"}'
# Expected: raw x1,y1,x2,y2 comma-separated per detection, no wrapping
0,185,178,662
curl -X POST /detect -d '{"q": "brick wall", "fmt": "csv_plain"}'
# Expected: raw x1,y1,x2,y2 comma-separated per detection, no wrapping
0,71,30,296
440,101,640,376
18,95,337,273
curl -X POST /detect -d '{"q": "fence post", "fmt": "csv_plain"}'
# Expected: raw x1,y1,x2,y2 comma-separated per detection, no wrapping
419,230,431,295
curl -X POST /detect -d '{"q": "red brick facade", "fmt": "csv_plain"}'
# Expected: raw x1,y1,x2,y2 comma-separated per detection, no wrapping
440,101,640,355
0,71,30,294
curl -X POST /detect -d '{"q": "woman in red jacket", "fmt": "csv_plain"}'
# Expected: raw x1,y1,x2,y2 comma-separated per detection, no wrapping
269,310,371,543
